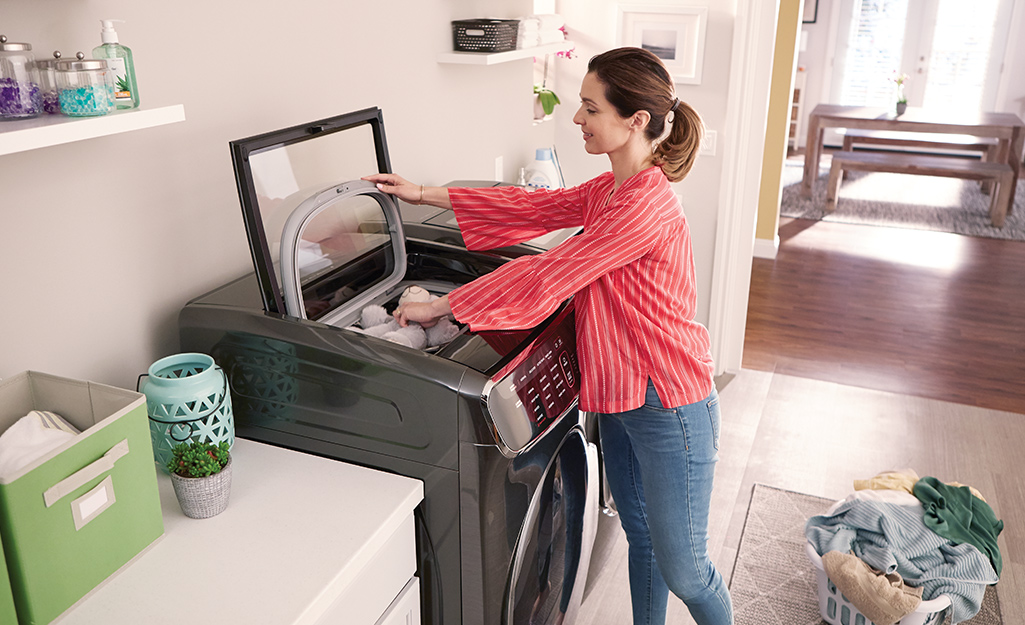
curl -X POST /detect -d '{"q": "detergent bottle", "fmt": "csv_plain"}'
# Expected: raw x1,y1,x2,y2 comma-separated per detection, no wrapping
525,148,562,190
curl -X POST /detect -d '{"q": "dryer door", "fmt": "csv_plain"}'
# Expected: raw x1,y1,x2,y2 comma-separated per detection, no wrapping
505,428,593,625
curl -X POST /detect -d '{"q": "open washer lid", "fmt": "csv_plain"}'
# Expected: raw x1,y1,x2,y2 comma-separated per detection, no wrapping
229,107,393,316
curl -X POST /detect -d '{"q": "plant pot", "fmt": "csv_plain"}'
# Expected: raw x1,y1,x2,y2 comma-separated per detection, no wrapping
896,101,907,116
533,95,547,121
170,456,232,519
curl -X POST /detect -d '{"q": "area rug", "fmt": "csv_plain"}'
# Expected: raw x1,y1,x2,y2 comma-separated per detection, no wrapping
729,484,1002,625
779,159,1025,241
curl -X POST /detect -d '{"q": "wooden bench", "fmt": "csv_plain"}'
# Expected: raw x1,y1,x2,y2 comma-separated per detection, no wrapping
841,129,1001,194
826,150,1014,227
841,128,1000,157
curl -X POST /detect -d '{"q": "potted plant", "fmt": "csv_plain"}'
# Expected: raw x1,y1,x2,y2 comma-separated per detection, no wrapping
534,83,561,119
892,71,909,116
533,49,574,121
167,440,232,519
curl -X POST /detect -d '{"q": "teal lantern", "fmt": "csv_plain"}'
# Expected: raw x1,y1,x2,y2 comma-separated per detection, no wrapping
139,353,234,472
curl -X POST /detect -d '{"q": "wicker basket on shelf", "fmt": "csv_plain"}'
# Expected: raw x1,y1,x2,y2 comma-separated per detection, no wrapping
451,19,520,53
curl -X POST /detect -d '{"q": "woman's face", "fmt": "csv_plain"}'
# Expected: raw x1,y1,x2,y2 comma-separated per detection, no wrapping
572,72,638,156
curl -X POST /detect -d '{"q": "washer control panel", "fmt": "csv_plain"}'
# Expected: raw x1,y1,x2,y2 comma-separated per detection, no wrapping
482,303,580,454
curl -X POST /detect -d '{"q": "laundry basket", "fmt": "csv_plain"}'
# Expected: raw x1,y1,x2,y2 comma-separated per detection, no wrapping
805,542,951,625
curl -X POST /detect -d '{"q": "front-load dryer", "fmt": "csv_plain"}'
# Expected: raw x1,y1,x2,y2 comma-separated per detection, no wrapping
179,107,600,625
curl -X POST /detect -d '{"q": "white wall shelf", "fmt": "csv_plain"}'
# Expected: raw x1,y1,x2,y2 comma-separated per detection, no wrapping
0,104,186,157
437,41,574,65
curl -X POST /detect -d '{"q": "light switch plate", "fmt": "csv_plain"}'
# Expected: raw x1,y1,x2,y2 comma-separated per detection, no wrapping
700,130,717,157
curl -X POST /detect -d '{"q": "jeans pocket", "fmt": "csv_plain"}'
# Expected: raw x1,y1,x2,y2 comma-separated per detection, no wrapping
706,396,721,450
641,400,677,414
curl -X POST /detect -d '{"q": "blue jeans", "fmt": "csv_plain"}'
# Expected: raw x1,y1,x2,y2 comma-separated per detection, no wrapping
598,382,733,625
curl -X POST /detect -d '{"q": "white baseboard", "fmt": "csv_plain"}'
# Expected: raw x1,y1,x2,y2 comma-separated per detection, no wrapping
752,236,779,259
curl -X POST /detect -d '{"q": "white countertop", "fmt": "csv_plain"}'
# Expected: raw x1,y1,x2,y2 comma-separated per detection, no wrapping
55,438,423,624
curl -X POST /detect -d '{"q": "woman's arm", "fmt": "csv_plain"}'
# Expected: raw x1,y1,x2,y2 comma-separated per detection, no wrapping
449,182,673,331
363,173,452,210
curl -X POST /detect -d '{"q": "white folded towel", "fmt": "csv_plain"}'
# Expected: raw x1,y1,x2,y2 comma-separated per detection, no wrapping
33,410,79,434
535,14,566,31
518,17,541,32
518,35,541,49
0,411,80,477
539,30,565,45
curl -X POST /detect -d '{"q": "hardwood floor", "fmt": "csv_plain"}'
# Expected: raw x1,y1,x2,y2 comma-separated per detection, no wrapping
743,217,1025,415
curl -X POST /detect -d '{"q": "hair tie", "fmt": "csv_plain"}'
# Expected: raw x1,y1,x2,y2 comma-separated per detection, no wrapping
653,97,682,154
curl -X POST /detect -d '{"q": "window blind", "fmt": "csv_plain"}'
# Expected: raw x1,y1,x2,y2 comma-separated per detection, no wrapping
922,0,1001,113
838,0,909,107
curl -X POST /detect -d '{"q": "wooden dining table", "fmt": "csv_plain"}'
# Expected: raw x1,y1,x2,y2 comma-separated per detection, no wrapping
801,104,1025,216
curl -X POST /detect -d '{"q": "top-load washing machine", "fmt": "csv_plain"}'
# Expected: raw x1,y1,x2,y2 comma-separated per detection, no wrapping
178,107,604,625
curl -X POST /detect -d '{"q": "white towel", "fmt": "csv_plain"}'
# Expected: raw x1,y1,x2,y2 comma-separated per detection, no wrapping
518,17,541,32
534,14,565,31
517,34,541,49
539,30,565,45
0,411,79,476
32,410,79,434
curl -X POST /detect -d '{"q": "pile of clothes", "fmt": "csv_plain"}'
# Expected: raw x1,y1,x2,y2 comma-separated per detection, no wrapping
805,469,1003,625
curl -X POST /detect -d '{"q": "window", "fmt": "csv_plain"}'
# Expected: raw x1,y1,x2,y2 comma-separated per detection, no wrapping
832,0,1013,114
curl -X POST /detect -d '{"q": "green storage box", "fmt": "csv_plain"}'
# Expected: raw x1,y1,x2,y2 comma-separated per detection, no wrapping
0,372,164,624
0,537,17,625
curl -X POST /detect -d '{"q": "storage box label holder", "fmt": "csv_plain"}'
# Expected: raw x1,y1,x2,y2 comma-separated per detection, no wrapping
42,438,130,531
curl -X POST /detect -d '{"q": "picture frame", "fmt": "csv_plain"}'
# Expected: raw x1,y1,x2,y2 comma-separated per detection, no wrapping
803,0,819,24
617,5,708,85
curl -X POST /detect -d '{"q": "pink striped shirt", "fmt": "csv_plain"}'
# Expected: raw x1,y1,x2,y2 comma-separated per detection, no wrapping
447,166,714,414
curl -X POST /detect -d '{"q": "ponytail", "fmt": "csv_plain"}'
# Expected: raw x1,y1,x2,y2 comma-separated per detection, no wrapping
588,47,705,182
653,99,704,182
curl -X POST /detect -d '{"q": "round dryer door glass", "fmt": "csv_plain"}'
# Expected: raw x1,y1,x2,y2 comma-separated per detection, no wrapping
506,429,589,625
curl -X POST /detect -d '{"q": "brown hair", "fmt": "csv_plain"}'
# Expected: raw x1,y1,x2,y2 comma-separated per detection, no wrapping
587,47,704,182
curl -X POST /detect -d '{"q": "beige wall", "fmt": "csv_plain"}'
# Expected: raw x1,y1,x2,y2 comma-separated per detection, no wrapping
754,0,802,245
0,0,740,389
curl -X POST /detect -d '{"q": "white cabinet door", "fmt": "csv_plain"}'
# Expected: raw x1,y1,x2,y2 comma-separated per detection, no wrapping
375,577,421,625
315,513,417,625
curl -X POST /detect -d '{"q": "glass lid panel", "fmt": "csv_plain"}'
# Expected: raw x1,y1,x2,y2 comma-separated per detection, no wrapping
248,122,380,291
296,193,390,284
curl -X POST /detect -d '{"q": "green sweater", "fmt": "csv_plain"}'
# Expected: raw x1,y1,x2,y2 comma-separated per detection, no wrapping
913,477,1003,577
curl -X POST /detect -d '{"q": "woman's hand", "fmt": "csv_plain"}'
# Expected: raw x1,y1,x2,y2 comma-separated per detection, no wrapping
361,173,451,209
394,295,452,329
363,173,421,204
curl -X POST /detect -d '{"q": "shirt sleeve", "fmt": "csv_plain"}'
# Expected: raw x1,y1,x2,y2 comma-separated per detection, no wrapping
448,182,595,251
449,184,666,330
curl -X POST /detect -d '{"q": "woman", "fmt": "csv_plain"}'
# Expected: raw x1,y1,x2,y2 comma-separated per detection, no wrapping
365,47,732,625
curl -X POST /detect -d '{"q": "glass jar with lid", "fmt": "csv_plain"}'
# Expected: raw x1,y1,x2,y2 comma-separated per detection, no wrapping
35,51,64,114
0,34,43,119
56,52,115,117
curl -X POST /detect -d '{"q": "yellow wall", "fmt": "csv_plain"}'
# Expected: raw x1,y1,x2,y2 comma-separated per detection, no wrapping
755,0,803,244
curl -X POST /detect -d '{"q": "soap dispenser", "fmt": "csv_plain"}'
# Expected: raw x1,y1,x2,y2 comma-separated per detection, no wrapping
92,19,139,109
